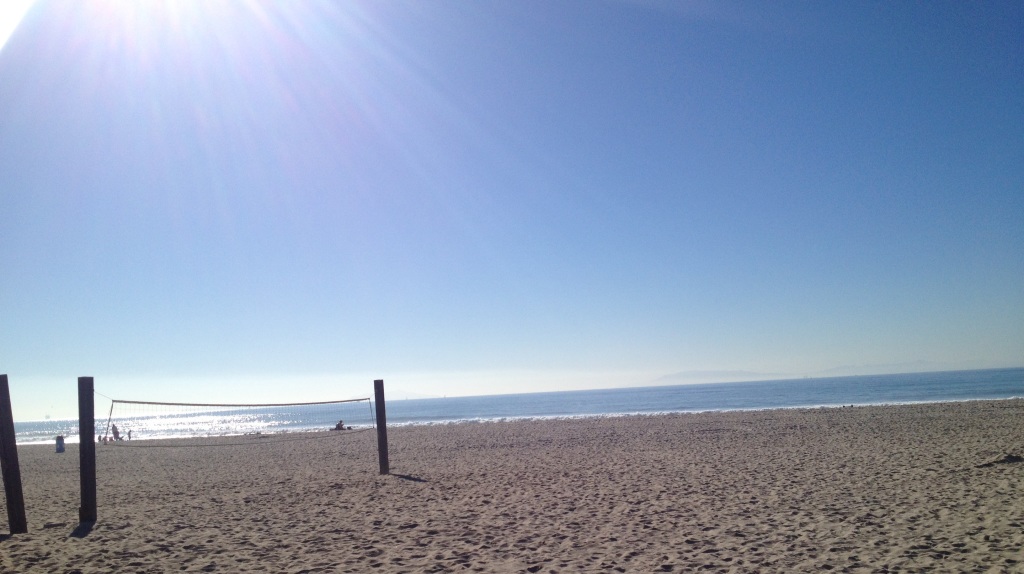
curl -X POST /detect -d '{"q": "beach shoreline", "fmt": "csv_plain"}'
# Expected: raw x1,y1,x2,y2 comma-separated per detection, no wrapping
2,400,1022,572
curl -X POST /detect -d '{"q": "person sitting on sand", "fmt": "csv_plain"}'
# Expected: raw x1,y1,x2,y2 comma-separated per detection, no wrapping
334,420,345,431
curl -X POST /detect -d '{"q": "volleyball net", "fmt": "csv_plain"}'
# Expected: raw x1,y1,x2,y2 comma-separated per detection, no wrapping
99,396,375,444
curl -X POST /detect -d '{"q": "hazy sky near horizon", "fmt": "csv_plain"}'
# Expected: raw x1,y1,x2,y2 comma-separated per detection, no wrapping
2,1,1022,420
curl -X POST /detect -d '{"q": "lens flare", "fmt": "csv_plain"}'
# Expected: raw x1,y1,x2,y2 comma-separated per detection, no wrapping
0,0,34,52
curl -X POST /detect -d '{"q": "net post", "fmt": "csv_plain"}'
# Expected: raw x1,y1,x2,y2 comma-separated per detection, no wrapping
374,379,389,475
78,377,97,523
103,402,115,441
0,374,28,534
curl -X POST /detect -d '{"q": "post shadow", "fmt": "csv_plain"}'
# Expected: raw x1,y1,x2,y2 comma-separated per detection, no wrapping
69,521,95,539
392,473,428,483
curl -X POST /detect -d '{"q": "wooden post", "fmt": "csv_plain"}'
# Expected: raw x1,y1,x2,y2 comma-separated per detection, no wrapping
0,374,28,534
78,377,97,523
374,379,389,475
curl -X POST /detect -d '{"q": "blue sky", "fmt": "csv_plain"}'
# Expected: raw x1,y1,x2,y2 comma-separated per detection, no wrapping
2,1,1021,420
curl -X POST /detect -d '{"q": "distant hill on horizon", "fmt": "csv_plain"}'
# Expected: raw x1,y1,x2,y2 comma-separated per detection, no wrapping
652,362,1019,386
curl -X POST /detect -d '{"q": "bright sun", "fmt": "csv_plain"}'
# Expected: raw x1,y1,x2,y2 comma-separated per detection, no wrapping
0,0,34,52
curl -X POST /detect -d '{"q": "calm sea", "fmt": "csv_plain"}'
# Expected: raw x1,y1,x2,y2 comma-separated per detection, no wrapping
13,367,1024,445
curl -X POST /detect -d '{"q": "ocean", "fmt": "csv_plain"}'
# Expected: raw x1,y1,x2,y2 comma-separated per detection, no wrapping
12,367,1024,445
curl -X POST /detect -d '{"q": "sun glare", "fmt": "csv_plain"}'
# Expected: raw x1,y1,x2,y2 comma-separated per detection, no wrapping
0,0,34,52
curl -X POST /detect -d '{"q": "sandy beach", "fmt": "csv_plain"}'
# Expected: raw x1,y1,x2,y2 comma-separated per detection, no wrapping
2,400,1022,573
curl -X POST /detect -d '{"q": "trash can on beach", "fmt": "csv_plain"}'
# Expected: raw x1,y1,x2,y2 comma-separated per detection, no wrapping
56,435,65,453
